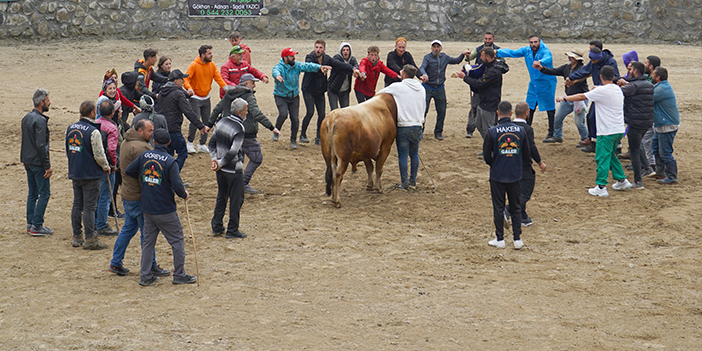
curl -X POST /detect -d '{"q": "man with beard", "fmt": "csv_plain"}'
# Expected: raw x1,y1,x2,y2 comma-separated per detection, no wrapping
21,89,54,236
183,45,227,154
465,32,500,138
327,42,361,111
650,67,680,184
272,48,330,149
300,39,355,145
497,35,558,142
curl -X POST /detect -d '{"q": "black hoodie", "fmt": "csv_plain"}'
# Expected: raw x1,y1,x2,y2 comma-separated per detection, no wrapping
301,50,353,95
156,82,204,133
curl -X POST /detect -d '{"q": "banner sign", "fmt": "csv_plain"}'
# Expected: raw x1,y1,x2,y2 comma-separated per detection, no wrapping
188,0,263,17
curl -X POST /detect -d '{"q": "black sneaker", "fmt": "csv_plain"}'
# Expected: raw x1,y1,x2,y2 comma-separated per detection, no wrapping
173,275,197,285
225,231,247,239
434,132,444,140
109,265,130,276
151,265,171,277
212,229,225,236
314,137,321,145
97,226,118,236
139,276,159,286
581,143,596,153
299,135,310,143
521,218,534,227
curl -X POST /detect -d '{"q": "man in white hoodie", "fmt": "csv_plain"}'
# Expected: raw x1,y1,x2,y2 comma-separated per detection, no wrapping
377,65,426,189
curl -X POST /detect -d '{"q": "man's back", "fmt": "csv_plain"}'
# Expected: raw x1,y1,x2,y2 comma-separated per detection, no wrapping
483,119,530,183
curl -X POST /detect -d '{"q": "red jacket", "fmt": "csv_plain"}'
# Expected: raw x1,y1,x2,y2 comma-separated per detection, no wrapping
99,89,136,109
240,43,252,65
219,58,268,98
354,57,400,97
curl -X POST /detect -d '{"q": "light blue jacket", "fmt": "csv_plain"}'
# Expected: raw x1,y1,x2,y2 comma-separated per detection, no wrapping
498,40,558,111
653,80,680,127
272,59,321,98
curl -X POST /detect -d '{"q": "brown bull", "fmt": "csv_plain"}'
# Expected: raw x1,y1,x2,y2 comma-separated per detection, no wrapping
321,93,398,208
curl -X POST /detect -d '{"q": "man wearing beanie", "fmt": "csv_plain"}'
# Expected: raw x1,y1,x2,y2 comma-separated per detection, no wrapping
125,128,195,286
131,95,167,147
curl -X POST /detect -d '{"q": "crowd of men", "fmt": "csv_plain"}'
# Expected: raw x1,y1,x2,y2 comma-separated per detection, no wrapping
19,32,682,283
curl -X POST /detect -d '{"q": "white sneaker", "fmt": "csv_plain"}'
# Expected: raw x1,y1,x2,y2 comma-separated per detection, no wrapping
513,239,524,250
488,238,506,248
588,185,609,197
187,142,196,154
612,179,634,191
196,144,210,153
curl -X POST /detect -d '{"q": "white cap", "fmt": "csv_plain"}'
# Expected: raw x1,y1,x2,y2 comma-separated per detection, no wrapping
431,40,443,47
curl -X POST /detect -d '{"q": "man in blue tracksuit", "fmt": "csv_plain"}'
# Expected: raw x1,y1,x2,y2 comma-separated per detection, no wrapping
497,36,558,140
125,129,196,286
419,40,470,140
483,101,531,250
566,44,620,153
272,48,330,149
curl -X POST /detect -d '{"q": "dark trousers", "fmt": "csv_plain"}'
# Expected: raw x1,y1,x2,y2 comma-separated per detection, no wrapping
424,87,447,134
242,138,263,185
466,92,479,134
328,90,350,110
301,92,326,139
167,132,188,170
274,95,300,142
587,103,597,139
141,211,186,281
355,91,373,104
25,164,51,227
520,171,535,222
627,126,650,183
212,170,245,235
528,106,556,137
71,179,101,240
187,97,211,145
490,180,522,241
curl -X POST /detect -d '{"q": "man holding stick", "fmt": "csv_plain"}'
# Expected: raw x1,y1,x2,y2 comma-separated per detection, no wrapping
125,129,196,286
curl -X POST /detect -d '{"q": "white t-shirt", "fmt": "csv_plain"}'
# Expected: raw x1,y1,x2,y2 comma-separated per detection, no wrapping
583,83,625,136
377,79,426,127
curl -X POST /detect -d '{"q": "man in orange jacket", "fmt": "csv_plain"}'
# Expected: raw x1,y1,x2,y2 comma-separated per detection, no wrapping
184,45,227,154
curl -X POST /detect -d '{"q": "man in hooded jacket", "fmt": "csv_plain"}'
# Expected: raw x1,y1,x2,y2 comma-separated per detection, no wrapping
327,42,360,111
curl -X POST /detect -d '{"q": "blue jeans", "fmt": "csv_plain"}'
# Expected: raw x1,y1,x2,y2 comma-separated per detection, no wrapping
25,164,51,227
396,126,422,185
554,100,589,140
424,87,447,134
110,200,157,269
167,132,188,170
652,130,678,178
95,172,115,230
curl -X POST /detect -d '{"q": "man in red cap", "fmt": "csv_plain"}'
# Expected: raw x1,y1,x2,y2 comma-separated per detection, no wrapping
271,48,330,149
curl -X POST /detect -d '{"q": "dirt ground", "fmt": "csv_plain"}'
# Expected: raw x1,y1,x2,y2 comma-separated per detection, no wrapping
0,38,701,350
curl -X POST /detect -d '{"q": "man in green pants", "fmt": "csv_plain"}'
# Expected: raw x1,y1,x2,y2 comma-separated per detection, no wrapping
557,66,633,197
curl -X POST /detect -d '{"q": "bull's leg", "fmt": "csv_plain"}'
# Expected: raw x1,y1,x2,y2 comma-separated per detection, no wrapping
364,160,375,191
374,146,393,194
333,160,349,208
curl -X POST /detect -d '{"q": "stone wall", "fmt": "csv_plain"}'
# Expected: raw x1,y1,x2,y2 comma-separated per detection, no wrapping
0,0,700,43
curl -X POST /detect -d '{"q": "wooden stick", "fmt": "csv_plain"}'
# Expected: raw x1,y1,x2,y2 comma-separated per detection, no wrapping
184,199,200,287
106,174,120,230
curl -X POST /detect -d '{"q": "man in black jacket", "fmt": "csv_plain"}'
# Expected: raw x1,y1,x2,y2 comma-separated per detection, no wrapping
457,47,503,152
384,37,419,87
534,49,589,144
21,89,54,236
511,102,546,227
208,74,282,194
465,31,500,138
300,39,354,145
618,61,655,188
483,101,531,250
327,42,360,111
156,69,209,170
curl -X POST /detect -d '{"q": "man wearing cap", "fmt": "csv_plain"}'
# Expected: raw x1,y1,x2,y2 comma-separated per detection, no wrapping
465,31,500,138
109,119,171,278
385,37,419,88
183,45,227,154
156,69,210,171
497,35,558,141
125,128,196,286
419,40,470,140
300,39,355,145
533,49,589,144
566,45,620,153
272,48,331,149
22,89,53,236
132,95,168,147
220,45,269,99
209,97,248,239
208,73,282,194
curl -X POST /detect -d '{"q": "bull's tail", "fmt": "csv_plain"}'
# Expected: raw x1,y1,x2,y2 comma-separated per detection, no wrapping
323,118,335,196
325,165,333,196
